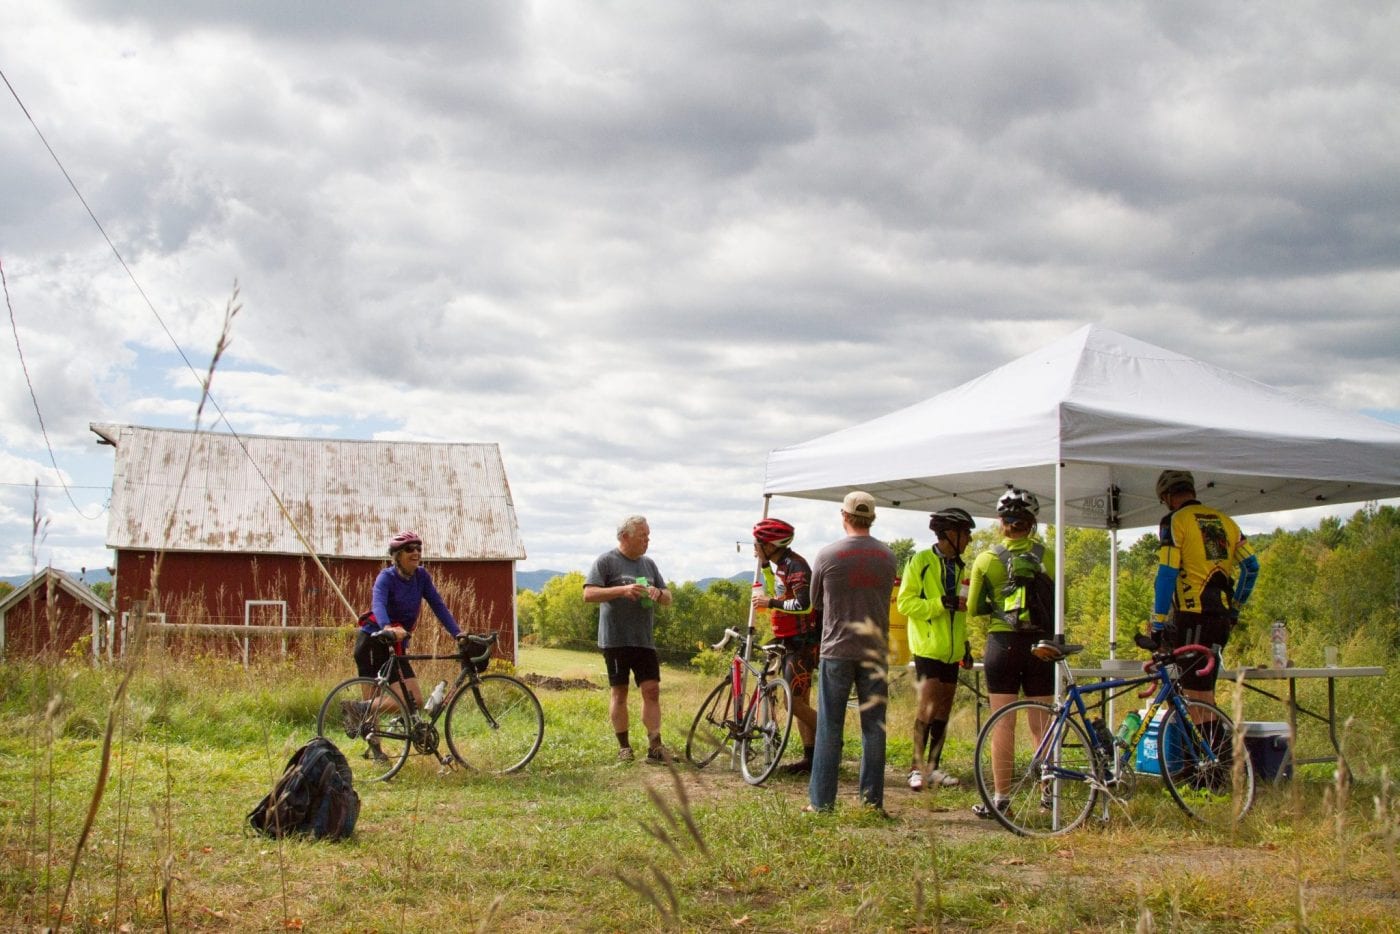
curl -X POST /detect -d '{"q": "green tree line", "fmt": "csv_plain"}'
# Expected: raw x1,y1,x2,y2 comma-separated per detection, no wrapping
518,505,1399,717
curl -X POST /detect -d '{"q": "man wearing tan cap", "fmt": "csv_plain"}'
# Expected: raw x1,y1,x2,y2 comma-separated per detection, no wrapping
805,491,898,814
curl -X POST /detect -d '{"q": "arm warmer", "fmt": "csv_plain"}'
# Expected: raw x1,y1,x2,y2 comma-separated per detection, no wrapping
1233,553,1260,607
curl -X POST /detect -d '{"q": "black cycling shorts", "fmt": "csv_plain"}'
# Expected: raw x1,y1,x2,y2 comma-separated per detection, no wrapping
602,646,661,687
775,635,819,696
982,631,1054,697
1165,611,1232,691
912,655,961,685
353,629,413,682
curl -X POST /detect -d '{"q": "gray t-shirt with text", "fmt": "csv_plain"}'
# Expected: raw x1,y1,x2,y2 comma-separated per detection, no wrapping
585,548,667,649
811,533,897,662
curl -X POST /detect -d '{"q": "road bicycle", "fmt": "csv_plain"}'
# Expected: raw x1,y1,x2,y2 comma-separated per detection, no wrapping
973,639,1255,836
316,631,544,783
684,625,794,785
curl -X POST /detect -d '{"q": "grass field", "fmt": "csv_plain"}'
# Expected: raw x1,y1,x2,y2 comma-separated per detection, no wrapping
1,642,1397,932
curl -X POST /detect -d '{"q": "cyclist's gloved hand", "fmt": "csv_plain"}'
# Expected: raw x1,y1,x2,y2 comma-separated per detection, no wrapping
1226,607,1240,627
961,640,974,669
1133,617,1167,652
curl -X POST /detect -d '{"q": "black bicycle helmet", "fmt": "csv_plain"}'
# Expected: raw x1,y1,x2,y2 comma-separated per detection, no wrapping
929,507,975,534
996,488,1040,520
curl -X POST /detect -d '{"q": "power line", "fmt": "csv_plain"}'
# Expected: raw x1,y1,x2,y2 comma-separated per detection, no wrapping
1,257,105,521
2,67,357,620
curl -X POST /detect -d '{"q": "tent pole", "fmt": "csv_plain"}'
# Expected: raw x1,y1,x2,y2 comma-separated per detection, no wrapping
1054,461,1065,702
745,494,772,630
1108,526,1119,730
1109,528,1119,660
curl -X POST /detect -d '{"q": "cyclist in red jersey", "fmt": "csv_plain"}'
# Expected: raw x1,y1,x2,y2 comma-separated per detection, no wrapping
751,518,821,775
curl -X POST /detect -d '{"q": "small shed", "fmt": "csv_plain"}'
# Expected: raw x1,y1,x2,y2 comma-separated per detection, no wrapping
92,424,527,661
0,568,114,662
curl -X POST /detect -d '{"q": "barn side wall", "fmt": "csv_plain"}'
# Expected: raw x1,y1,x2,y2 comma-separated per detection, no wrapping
1,587,100,660
112,552,517,661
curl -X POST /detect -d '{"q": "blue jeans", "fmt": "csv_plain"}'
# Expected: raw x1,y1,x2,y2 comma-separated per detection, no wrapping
809,656,888,810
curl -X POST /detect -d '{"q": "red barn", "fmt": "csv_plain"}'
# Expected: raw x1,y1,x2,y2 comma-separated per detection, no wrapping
0,568,113,662
92,424,526,661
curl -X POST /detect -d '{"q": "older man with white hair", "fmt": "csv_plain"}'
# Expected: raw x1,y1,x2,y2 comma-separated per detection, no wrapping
584,515,673,763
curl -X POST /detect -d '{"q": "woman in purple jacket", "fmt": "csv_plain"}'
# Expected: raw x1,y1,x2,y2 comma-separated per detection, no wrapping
354,530,462,711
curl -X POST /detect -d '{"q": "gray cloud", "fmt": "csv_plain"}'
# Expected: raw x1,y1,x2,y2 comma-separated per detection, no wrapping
2,1,1398,579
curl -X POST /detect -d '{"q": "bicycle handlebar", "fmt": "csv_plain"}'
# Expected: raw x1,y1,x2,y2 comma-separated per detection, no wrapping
710,627,744,652
1146,642,1216,679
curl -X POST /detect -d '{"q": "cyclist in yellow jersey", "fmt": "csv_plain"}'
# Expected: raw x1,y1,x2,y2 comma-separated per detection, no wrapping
1135,470,1260,705
896,507,976,791
965,489,1056,819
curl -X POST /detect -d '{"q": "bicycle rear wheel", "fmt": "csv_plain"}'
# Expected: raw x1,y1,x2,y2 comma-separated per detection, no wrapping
739,678,793,785
1160,699,1254,828
973,700,1098,836
444,674,544,774
685,679,735,768
316,677,412,783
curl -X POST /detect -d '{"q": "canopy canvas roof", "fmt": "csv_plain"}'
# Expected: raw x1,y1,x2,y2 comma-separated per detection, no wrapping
763,325,1400,529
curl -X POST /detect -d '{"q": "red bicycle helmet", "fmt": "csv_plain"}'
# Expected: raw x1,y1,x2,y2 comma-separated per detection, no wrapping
753,518,795,547
388,529,423,554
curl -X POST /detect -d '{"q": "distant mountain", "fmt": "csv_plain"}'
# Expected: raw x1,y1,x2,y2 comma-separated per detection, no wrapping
696,572,756,591
516,569,569,592
2,568,112,589
514,569,751,593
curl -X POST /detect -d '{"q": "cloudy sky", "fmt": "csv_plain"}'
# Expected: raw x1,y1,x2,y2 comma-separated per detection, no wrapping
3,1,1398,583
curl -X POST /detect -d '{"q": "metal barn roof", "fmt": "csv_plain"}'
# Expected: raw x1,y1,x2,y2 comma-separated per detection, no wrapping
92,424,526,560
0,567,113,618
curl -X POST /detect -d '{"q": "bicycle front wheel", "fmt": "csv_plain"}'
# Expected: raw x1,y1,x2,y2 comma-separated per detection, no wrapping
1160,699,1254,828
973,700,1098,837
444,674,544,774
317,677,412,783
739,677,793,786
685,679,735,768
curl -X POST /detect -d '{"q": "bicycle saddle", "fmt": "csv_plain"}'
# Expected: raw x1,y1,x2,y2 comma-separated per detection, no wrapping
1031,640,1084,661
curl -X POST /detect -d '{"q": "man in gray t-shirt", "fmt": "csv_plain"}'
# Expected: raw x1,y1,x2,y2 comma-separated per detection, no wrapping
807,491,898,813
584,515,673,763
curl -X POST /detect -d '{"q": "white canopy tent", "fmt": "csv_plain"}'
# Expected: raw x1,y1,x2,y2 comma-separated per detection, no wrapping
763,325,1400,653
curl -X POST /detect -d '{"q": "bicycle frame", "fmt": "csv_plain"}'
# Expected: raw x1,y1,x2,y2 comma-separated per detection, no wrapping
1032,643,1223,797
1056,662,1198,785
363,635,496,759
725,625,776,729
684,623,793,783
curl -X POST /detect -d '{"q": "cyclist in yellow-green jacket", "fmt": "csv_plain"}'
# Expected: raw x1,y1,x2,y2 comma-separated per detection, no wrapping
965,489,1057,819
896,507,977,792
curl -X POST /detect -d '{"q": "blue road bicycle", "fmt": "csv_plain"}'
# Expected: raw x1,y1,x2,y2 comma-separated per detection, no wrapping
973,640,1255,836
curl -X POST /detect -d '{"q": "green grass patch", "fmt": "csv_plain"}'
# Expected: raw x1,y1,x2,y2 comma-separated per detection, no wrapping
0,648,1396,931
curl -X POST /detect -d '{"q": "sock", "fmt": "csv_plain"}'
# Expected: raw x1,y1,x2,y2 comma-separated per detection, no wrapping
801,745,814,762
616,731,631,749
647,732,662,751
926,719,948,770
912,719,930,770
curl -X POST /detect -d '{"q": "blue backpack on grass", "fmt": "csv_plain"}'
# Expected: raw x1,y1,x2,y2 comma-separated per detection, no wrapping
248,737,360,841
